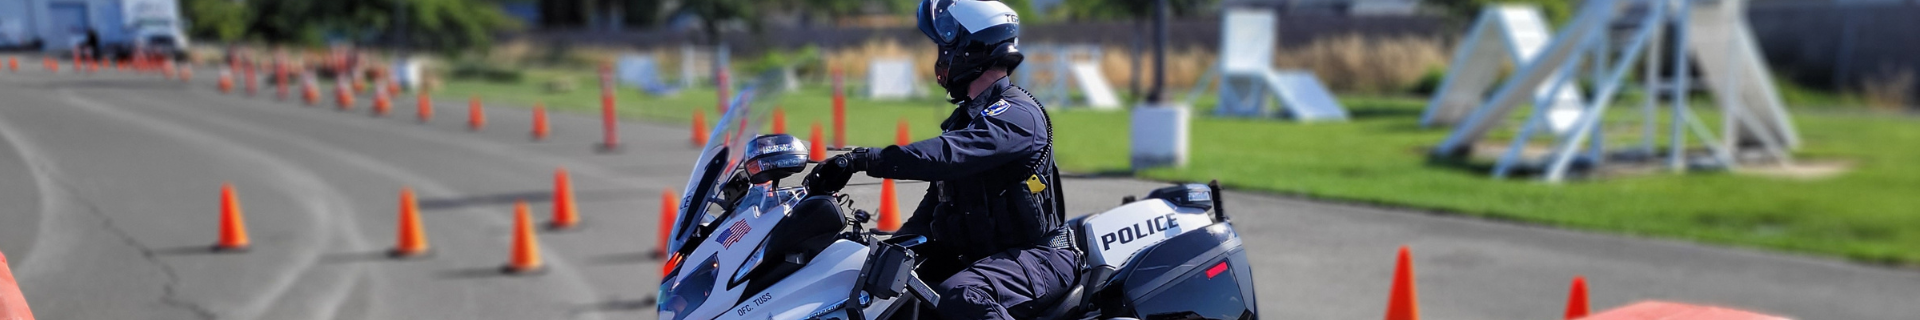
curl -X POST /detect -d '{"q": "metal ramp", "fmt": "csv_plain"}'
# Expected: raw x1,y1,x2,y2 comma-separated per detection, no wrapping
866,59,921,100
1686,0,1799,149
1267,71,1348,120
1016,45,1122,110
1422,5,1588,135
616,54,680,95
1188,8,1348,121
1429,0,1799,182
1069,62,1122,109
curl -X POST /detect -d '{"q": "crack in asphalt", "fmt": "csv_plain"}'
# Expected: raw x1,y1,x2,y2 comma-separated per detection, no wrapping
44,175,217,320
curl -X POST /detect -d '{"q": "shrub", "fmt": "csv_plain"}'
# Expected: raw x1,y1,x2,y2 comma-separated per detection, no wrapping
448,60,524,83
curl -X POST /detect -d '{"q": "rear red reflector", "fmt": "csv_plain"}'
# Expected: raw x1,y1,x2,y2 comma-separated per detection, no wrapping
1205,261,1229,279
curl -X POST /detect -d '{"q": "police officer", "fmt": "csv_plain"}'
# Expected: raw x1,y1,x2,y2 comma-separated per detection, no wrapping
803,1,1075,319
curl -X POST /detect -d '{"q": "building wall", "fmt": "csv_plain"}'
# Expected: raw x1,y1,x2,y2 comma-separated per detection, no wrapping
8,0,137,51
1749,1,1920,89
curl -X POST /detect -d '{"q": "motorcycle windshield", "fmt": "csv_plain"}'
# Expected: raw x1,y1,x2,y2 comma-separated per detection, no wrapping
668,80,776,257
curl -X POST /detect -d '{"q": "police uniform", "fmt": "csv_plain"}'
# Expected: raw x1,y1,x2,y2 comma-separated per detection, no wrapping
862,77,1077,320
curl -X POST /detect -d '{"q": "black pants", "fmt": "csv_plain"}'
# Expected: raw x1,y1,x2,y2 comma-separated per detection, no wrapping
919,246,1079,320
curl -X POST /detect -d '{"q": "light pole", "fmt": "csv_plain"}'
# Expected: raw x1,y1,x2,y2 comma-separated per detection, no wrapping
1130,0,1188,170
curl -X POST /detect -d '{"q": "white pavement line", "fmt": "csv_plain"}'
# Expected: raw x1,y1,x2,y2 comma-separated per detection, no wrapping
0,88,222,319
57,89,367,320
0,95,90,278
195,87,676,191
89,88,374,320
162,88,608,320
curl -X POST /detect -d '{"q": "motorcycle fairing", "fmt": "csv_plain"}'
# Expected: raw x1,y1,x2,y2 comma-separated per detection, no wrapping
1078,200,1217,268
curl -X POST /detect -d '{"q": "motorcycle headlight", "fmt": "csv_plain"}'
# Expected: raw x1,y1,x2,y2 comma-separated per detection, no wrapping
731,242,768,284
658,255,720,320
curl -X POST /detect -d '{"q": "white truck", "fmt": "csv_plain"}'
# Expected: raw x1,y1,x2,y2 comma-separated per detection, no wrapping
112,0,190,59
7,0,190,59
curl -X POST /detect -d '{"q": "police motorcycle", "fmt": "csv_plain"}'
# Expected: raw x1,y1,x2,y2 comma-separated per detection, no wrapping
658,84,1258,320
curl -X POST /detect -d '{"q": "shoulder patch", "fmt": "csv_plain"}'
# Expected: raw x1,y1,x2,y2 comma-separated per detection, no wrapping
982,100,1011,117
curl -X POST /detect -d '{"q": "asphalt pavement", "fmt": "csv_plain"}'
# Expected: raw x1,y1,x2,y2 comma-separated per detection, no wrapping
0,57,1914,319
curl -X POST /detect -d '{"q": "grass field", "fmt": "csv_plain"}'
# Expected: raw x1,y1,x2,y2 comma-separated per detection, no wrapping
437,69,1920,266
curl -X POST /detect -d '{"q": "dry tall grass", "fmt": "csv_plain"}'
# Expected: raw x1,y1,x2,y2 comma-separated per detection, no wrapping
823,40,937,80
814,34,1446,95
1861,68,1915,111
1274,34,1449,94
473,33,1449,96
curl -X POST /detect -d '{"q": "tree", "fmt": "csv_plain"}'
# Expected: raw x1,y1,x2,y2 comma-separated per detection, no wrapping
182,0,251,42
678,0,757,45
237,0,519,53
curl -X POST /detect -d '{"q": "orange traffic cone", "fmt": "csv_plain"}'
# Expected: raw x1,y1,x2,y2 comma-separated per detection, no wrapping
809,122,827,162
531,103,549,141
214,183,251,252
218,70,234,93
417,94,433,123
372,84,391,117
1565,276,1589,320
549,167,579,230
390,187,430,258
302,80,319,106
655,189,677,259
179,67,192,82
335,80,354,110
6,57,15,72
502,200,545,274
468,97,485,131
896,118,911,146
1385,246,1419,320
771,106,787,134
44,58,56,72
691,110,707,146
244,66,257,96
0,249,33,320
878,179,900,232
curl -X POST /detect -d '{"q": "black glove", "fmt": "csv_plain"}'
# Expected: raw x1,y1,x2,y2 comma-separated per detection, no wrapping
804,148,874,195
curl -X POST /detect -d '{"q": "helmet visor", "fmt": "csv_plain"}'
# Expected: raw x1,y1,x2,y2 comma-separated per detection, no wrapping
918,0,960,46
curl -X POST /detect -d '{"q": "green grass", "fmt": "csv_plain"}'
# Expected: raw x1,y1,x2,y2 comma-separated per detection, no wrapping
438,68,1920,266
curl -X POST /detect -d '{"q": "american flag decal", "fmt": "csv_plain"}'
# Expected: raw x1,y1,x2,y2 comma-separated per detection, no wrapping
713,219,752,249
